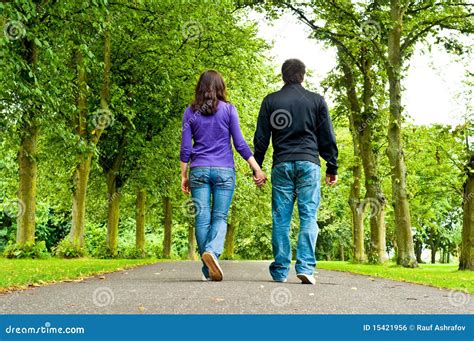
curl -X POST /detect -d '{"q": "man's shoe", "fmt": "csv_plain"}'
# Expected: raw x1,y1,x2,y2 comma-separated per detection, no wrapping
202,252,223,281
297,273,316,285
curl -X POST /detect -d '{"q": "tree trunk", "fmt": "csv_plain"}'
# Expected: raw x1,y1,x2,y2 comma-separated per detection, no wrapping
135,189,146,256
17,119,38,245
69,48,91,250
16,39,39,246
459,155,474,270
387,0,417,267
106,172,121,256
338,48,366,263
339,244,345,261
91,16,111,145
70,156,91,248
187,219,197,260
415,240,423,264
360,128,388,264
223,204,236,259
359,53,387,264
430,247,437,264
163,196,172,258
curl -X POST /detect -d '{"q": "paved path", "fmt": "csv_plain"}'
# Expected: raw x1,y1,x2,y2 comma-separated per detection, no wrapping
1,261,473,314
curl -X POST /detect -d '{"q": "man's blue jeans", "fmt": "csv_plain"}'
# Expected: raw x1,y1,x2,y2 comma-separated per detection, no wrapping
189,167,235,278
270,161,321,280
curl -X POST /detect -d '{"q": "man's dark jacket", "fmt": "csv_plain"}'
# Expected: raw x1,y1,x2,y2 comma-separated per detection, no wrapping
253,83,338,175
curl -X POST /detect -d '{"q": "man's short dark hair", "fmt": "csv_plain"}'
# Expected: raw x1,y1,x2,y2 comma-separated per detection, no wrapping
282,59,306,84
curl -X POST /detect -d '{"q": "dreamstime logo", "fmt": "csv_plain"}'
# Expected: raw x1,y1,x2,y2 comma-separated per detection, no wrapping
448,290,470,307
3,20,26,41
270,109,292,130
92,109,114,130
92,287,115,307
182,20,203,41
2,198,25,218
360,20,381,40
358,112,378,132
462,192,473,205
270,287,292,307
357,197,383,218
181,198,202,218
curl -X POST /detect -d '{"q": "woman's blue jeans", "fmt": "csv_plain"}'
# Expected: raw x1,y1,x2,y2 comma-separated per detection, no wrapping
189,167,235,278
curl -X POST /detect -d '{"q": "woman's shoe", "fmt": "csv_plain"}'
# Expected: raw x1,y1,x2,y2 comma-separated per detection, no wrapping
202,252,223,281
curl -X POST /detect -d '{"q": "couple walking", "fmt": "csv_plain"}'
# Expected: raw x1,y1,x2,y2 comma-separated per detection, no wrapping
180,59,338,284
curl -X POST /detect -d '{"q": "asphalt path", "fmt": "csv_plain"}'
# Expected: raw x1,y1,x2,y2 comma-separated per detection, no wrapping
1,261,473,314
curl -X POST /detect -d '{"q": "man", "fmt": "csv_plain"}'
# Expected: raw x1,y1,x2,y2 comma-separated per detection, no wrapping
253,59,338,285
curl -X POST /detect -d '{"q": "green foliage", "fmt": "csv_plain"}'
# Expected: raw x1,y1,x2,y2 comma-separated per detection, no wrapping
53,239,85,258
235,223,273,259
3,241,50,259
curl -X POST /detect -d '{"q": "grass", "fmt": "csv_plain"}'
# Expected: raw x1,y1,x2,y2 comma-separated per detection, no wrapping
0,257,158,293
317,261,474,293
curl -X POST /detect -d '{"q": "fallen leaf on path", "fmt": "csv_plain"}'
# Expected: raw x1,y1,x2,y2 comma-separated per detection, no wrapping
138,305,147,312
351,287,358,290
309,293,315,296
98,276,106,280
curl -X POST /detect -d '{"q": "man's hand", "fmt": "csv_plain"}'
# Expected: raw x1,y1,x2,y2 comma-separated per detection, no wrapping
181,176,190,194
253,170,267,187
325,174,337,186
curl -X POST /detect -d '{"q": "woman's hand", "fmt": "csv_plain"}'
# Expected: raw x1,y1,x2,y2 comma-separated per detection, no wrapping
253,170,267,187
181,176,190,194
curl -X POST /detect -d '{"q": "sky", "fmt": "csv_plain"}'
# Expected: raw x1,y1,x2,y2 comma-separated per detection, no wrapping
249,11,472,126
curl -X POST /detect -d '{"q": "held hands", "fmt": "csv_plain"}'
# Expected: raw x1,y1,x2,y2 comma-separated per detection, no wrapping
326,174,338,186
253,169,267,188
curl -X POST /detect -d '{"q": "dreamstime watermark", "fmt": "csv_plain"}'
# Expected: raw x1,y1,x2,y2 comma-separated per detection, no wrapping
3,20,26,41
360,19,381,40
4,321,85,335
270,287,292,307
182,20,203,41
181,198,202,218
92,109,114,130
274,188,299,216
1,198,25,219
92,287,115,307
270,109,292,130
357,197,383,218
448,290,470,307
358,112,378,132
462,192,473,205
182,102,213,132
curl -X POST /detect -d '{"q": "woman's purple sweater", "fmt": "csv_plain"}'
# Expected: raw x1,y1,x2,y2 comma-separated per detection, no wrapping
180,101,253,168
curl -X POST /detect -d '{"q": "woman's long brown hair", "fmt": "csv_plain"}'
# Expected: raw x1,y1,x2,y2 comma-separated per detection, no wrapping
191,70,227,115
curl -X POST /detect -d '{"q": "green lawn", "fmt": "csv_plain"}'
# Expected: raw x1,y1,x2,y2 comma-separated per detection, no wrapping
0,258,158,292
317,261,474,293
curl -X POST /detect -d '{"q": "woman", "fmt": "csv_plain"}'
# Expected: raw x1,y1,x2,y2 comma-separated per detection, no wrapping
180,70,266,281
